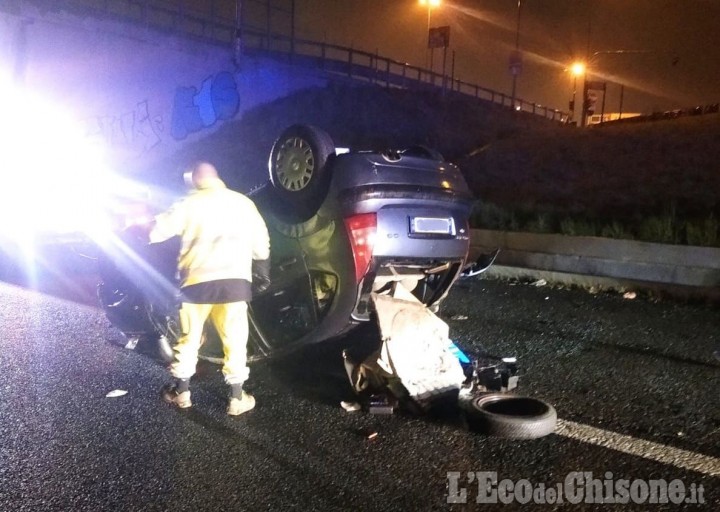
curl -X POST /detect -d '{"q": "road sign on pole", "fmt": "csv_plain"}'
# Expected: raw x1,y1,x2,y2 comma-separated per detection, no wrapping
428,26,450,49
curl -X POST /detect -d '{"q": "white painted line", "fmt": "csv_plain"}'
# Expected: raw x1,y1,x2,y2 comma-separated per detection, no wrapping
555,419,720,478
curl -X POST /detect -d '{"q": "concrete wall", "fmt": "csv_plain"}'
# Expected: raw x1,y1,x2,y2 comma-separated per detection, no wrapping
470,229,720,298
0,4,326,173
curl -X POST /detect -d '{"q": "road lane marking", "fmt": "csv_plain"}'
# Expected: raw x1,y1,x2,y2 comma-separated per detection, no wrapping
555,419,720,478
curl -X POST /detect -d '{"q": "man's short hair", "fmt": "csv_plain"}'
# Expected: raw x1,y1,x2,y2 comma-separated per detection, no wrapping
183,161,218,189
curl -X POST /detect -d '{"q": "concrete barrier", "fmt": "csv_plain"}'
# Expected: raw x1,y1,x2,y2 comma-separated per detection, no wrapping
469,229,720,298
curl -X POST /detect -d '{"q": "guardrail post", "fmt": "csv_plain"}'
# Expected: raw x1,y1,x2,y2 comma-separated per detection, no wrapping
290,0,295,57
176,1,184,31
265,0,271,50
141,0,148,28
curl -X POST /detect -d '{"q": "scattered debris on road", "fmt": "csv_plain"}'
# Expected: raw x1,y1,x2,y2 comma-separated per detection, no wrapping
340,401,362,412
106,389,128,398
367,394,395,415
338,283,556,438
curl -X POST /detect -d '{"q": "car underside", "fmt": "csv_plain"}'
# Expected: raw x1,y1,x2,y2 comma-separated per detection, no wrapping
97,124,475,362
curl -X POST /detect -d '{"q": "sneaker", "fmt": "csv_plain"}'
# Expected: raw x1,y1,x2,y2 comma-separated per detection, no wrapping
227,391,255,416
161,384,192,409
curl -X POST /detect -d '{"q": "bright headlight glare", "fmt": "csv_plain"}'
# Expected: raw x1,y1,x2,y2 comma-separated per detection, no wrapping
0,83,117,237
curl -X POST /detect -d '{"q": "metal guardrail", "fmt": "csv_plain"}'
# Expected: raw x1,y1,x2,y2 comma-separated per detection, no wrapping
20,0,240,41
11,0,569,122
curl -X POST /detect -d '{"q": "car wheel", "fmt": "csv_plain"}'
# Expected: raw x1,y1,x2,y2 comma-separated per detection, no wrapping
269,124,335,221
464,393,557,439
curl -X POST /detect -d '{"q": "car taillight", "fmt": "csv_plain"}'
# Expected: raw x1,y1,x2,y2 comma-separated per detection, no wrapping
344,213,377,282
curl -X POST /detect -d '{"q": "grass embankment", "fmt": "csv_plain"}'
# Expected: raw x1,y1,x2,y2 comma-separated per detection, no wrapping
147,83,720,246
461,113,720,246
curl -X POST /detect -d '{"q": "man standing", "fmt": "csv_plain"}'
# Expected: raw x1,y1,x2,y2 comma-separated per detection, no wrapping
149,162,270,416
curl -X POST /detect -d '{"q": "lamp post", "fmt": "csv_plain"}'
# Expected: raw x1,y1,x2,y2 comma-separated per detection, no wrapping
569,61,585,124
419,0,441,70
509,0,522,109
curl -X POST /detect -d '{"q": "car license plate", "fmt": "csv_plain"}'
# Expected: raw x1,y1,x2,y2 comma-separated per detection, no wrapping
410,216,455,235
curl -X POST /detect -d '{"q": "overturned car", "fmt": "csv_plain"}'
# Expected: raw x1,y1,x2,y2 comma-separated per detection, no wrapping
97,124,475,362
97,124,557,438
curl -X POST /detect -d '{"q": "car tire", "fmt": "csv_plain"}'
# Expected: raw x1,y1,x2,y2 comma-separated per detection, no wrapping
464,393,557,439
269,124,335,222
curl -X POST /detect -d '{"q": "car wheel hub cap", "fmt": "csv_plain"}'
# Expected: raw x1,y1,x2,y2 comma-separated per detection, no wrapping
276,137,315,191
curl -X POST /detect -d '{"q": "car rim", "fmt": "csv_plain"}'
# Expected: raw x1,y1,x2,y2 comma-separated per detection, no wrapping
275,137,315,191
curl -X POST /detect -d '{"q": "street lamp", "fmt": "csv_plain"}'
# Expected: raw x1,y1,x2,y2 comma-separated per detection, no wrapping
569,61,585,124
420,0,441,30
419,0,441,69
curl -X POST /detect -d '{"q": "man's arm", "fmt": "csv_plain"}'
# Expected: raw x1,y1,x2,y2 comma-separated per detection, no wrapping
250,208,270,261
149,202,185,244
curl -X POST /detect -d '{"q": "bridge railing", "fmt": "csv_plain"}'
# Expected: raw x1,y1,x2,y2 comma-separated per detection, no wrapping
241,30,567,122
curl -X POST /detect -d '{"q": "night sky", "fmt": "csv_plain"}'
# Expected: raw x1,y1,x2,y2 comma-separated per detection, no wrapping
293,0,720,114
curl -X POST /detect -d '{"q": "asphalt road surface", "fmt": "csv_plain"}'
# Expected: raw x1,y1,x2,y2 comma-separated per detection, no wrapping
1,264,718,511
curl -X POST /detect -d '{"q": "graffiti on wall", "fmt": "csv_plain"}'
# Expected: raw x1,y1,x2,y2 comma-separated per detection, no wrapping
82,70,240,159
84,100,163,156
171,71,240,140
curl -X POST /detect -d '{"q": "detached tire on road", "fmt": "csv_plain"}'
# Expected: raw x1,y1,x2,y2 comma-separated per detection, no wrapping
465,393,557,439
269,124,335,222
